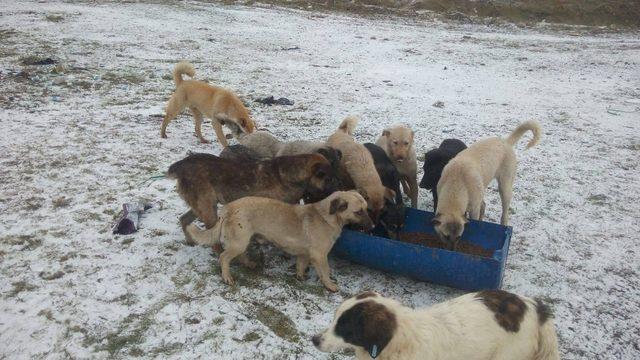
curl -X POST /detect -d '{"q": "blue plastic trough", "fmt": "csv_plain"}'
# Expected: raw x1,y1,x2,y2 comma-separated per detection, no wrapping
332,208,512,291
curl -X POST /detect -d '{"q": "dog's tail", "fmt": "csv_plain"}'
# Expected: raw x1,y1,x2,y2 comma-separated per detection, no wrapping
173,61,195,86
533,300,560,360
185,221,223,247
505,120,541,149
337,116,359,136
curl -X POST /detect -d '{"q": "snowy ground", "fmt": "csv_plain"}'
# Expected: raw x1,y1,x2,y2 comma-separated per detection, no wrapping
1,1,639,358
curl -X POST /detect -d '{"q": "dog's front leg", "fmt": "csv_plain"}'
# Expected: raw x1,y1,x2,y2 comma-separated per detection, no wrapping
212,117,229,147
296,255,310,281
311,253,337,292
409,176,419,208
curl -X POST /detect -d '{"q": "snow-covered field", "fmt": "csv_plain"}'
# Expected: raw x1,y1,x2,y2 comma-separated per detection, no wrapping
1,1,639,358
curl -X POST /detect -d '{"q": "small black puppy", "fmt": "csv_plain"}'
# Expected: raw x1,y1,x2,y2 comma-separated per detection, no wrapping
364,143,405,238
419,139,467,211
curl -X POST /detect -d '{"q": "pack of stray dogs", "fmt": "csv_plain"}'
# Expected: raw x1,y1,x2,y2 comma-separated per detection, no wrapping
160,62,559,359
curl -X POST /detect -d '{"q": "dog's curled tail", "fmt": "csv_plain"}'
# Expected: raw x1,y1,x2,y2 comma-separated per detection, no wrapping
533,300,560,360
505,120,541,149
185,221,222,247
534,321,560,360
173,61,195,86
337,116,360,136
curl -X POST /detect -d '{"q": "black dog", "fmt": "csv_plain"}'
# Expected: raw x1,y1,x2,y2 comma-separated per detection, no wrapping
364,143,405,239
419,139,467,211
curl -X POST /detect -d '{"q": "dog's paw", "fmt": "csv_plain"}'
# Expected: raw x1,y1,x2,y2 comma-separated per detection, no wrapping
199,138,211,144
222,273,235,286
324,281,338,293
296,273,307,281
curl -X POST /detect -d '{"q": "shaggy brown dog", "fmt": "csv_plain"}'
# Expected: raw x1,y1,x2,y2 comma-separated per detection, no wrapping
160,62,256,146
167,152,338,243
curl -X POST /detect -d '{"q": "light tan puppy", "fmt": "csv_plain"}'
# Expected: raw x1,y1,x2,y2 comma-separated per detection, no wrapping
327,116,396,221
186,191,374,292
434,121,541,248
160,62,256,146
376,125,418,208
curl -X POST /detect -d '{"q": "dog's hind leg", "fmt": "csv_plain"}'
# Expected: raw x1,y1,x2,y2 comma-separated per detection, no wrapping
180,209,198,245
161,93,185,138
219,228,250,286
296,255,310,281
194,198,222,253
190,107,209,144
212,116,229,147
497,174,515,226
310,253,337,292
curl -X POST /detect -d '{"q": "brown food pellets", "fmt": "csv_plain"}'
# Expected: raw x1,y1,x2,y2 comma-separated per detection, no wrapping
397,232,493,258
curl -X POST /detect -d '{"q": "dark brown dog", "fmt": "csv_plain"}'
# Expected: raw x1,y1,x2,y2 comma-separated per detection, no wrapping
168,152,338,243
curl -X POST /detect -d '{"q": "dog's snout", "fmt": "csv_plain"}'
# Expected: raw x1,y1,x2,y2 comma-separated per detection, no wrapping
312,334,322,347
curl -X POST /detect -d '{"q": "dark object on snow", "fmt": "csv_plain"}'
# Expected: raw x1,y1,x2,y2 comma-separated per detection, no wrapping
363,143,405,239
255,96,294,106
419,139,467,211
21,57,56,66
113,202,152,235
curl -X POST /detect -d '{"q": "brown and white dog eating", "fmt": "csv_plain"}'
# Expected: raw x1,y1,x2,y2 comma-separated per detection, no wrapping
160,62,256,146
185,191,374,292
313,290,559,359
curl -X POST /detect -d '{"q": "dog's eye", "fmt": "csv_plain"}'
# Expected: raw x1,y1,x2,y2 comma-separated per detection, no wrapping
404,141,409,145
316,171,326,178
355,210,365,216
393,141,398,145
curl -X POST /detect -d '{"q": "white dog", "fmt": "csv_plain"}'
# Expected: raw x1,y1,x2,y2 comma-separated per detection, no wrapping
313,290,559,360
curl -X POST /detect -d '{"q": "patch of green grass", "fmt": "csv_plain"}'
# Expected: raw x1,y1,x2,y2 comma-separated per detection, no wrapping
8,281,37,297
252,304,300,343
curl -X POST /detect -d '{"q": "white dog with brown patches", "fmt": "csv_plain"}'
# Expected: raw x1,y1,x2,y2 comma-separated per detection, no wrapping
313,290,559,360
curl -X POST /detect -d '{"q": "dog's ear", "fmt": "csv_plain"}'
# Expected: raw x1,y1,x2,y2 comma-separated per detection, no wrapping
330,198,348,214
383,188,396,204
334,301,396,359
432,214,442,226
382,129,390,137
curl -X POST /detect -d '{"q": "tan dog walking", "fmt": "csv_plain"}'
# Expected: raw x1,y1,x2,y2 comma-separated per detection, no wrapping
160,62,255,146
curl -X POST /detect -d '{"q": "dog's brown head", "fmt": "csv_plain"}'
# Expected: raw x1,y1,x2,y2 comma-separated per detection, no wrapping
239,116,256,134
360,186,397,223
327,191,374,230
432,212,468,250
278,154,337,202
313,292,397,359
381,126,414,163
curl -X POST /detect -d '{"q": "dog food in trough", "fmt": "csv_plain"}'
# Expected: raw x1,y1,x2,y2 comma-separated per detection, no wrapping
333,208,512,290
397,232,493,258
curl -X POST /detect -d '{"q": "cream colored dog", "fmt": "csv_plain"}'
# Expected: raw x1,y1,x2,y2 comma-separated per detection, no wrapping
185,191,373,292
160,62,256,146
327,116,396,221
313,290,559,360
434,121,541,248
376,125,418,208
